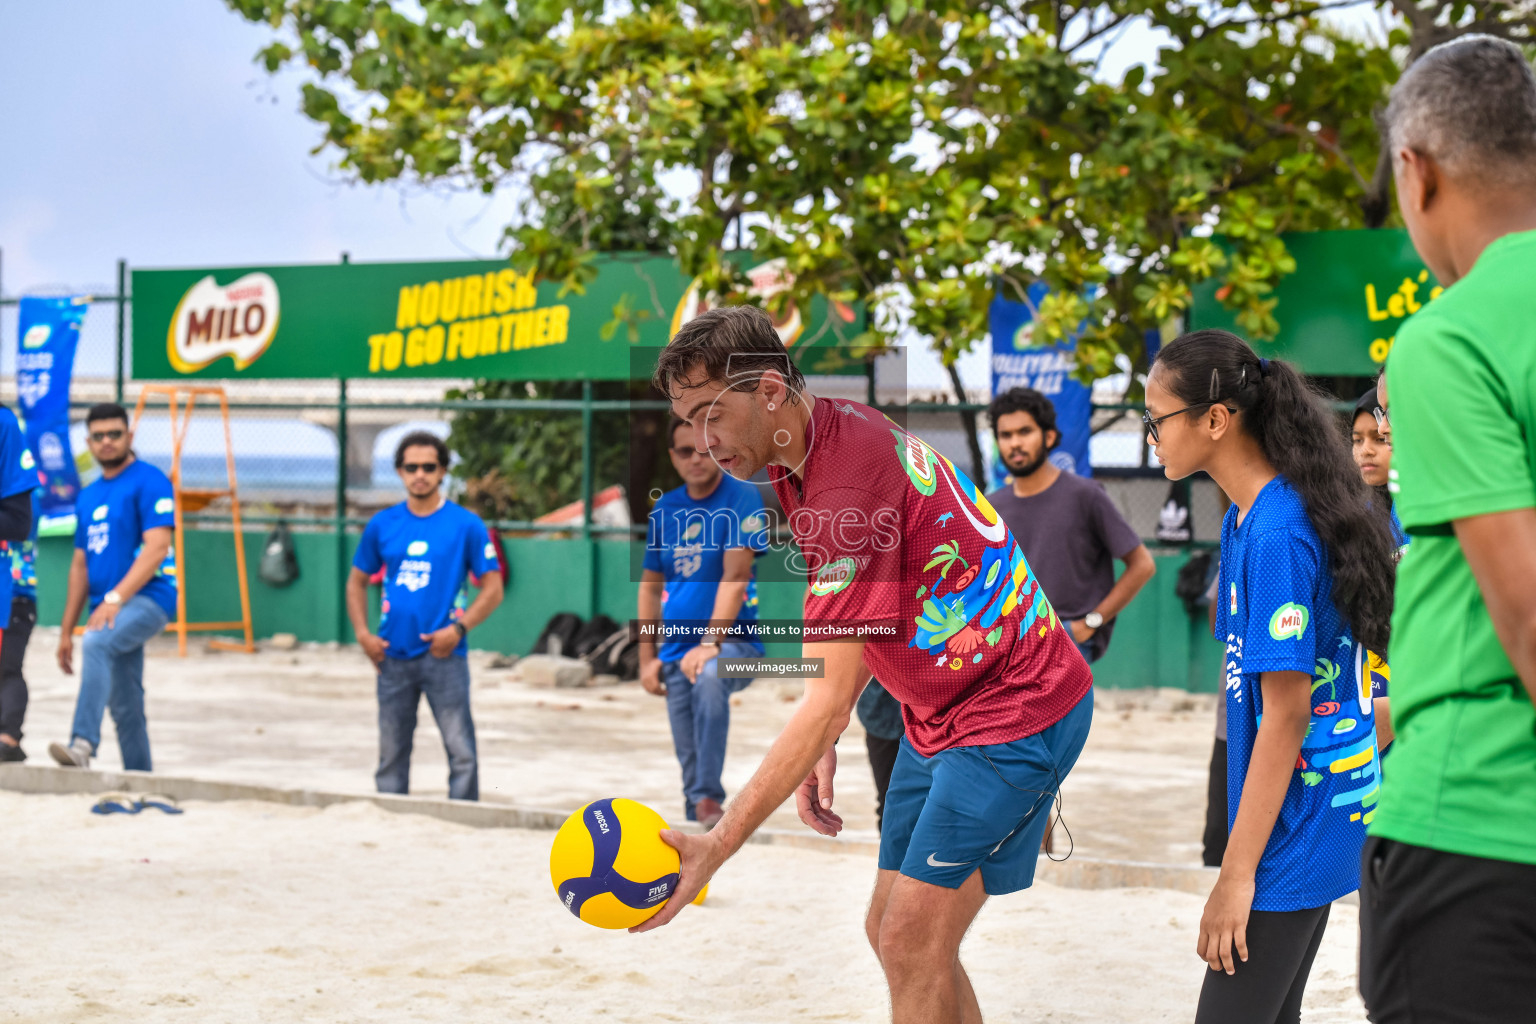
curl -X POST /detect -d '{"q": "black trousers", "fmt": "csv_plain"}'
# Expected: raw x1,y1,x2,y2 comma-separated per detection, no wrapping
1360,836,1536,1024
865,732,900,834
1194,903,1330,1024
1202,738,1229,867
0,597,35,741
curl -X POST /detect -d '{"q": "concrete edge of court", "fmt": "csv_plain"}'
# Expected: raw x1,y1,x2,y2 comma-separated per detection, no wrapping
0,764,1239,898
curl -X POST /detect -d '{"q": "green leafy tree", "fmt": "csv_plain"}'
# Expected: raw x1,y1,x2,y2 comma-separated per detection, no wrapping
242,1,1535,488
447,378,675,524
227,0,1410,369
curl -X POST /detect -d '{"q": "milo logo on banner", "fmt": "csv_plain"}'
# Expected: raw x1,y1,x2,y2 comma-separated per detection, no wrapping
167,273,280,373
672,257,856,348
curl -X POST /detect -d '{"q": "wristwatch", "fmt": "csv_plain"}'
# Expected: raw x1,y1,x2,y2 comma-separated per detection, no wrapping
451,621,467,638
103,591,122,606
1083,611,1104,630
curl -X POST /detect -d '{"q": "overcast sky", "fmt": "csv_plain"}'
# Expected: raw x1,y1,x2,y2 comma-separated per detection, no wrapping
0,1,1385,383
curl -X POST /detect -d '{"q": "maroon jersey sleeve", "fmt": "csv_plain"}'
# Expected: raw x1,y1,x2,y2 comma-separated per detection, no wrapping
794,485,906,642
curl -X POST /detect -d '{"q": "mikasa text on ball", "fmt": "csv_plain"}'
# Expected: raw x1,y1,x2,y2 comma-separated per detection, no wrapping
550,798,681,929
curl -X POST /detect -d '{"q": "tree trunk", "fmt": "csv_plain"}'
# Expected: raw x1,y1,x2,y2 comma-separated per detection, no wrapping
945,361,988,485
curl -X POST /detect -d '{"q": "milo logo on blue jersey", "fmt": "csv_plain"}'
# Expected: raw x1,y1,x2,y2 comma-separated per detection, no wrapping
1298,641,1381,825
1269,603,1308,641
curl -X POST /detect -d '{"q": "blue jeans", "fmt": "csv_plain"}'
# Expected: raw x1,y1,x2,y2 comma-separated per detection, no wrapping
70,595,168,771
376,654,478,801
1075,640,1100,665
661,640,757,819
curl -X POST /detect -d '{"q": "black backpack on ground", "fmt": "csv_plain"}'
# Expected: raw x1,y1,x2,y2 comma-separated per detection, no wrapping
531,612,584,657
585,626,641,681
570,614,620,658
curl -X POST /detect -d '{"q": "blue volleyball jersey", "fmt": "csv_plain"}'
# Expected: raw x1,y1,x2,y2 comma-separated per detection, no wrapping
75,460,178,616
643,474,768,662
1217,476,1380,911
353,500,497,660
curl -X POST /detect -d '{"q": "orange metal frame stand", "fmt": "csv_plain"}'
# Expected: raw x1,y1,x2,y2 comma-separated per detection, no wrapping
130,385,255,656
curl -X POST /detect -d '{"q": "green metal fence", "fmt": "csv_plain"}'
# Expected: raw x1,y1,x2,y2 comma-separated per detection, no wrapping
1,261,1230,688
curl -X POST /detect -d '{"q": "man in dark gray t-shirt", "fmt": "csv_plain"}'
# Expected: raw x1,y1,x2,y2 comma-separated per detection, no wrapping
985,388,1155,664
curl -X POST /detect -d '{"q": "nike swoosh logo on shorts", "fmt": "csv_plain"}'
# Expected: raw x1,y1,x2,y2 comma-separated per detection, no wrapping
926,853,968,868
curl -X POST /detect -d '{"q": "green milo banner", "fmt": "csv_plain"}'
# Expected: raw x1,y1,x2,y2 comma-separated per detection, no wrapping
1190,229,1441,376
131,255,863,381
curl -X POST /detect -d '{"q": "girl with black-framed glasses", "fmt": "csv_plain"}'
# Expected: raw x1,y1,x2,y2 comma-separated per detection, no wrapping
1145,329,1396,1024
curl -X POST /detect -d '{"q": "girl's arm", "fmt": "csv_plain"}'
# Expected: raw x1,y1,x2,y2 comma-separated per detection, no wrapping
1373,696,1394,748
1198,670,1312,974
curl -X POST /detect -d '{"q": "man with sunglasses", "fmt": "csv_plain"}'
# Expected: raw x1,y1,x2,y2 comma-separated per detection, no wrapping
638,416,768,828
347,430,502,800
50,403,174,770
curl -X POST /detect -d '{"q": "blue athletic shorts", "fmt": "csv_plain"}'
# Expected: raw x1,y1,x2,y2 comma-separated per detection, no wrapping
878,689,1093,896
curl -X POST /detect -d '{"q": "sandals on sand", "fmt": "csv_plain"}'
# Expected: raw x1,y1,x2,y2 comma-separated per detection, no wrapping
89,792,184,816
137,794,183,815
90,792,141,815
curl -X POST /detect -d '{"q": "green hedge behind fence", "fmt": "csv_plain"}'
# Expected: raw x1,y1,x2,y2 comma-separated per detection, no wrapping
31,532,1223,693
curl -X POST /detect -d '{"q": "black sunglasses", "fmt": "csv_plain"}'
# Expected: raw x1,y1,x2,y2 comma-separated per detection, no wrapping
1142,402,1218,444
89,429,125,443
671,445,707,459
401,462,441,475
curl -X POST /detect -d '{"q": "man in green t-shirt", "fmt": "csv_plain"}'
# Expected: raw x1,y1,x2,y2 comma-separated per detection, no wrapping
1361,35,1536,1024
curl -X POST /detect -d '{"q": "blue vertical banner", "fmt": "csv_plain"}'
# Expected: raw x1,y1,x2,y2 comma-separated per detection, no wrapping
17,296,87,534
988,282,1093,483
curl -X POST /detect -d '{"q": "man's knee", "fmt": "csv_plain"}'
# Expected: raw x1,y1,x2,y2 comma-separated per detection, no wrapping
83,625,140,660
692,666,741,708
80,628,110,660
878,909,952,977
865,903,885,959
876,880,974,977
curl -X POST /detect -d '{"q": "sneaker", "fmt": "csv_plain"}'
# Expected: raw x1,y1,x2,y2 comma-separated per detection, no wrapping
48,739,92,768
696,797,725,830
0,743,24,763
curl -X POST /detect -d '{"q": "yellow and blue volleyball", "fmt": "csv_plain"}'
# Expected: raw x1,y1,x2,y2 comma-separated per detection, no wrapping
550,798,680,929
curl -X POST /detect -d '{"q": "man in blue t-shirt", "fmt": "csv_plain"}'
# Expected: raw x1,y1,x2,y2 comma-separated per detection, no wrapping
347,431,503,801
639,417,766,828
51,404,175,771
0,412,38,763
0,492,41,763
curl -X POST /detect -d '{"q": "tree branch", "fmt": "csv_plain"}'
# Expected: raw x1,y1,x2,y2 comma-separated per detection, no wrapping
1065,10,1133,56
1206,0,1376,34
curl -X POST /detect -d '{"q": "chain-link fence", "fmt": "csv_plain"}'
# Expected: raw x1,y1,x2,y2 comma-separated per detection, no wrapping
7,380,1200,550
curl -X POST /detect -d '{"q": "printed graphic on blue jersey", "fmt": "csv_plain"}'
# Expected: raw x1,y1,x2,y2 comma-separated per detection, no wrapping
643,474,768,663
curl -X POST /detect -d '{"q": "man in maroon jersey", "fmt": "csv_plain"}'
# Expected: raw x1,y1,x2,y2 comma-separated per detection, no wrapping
636,306,1092,1024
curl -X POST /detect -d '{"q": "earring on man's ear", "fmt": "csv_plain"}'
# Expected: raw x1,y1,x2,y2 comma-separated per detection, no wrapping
767,402,776,411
